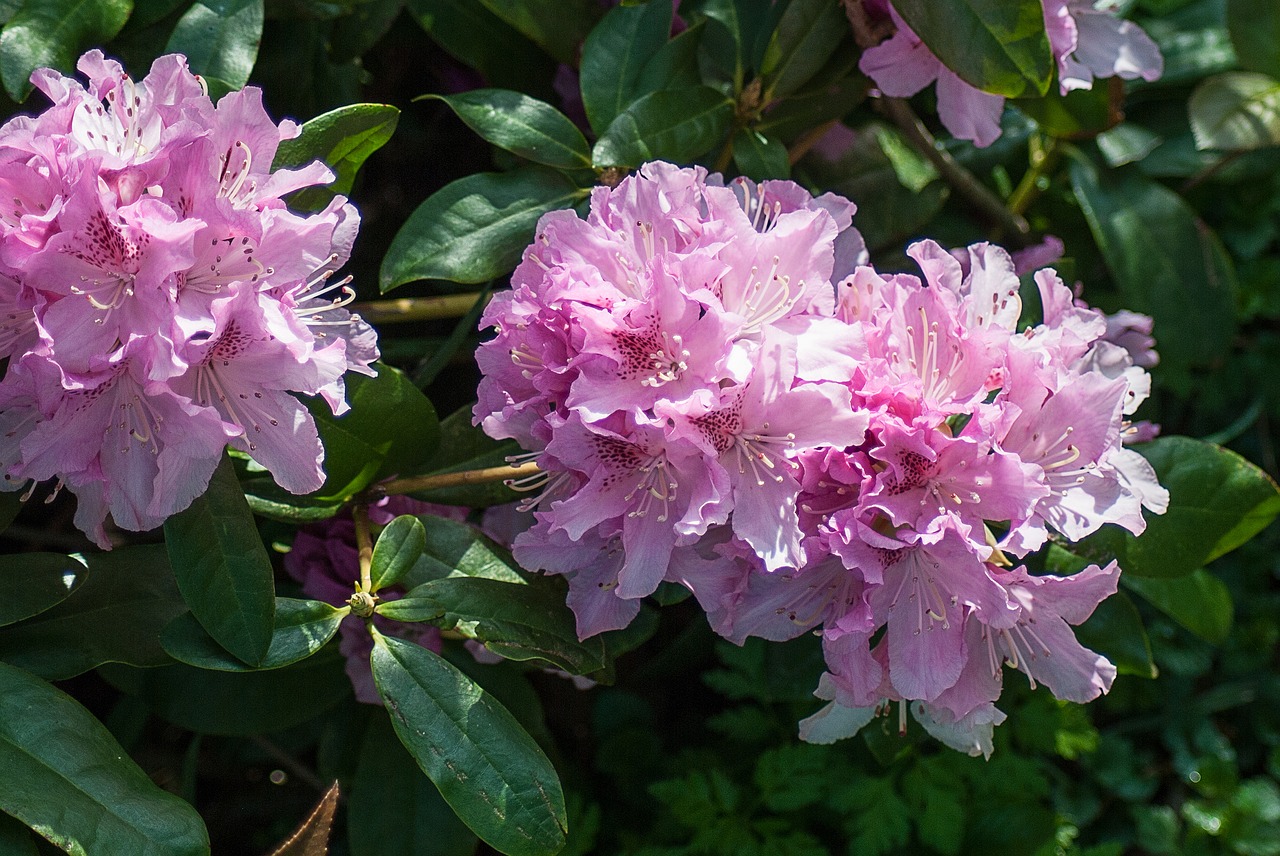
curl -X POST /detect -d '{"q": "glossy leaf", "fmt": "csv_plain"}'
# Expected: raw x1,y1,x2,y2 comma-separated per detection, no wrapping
272,103,400,212
579,0,672,134
733,128,790,179
0,545,184,680
0,812,36,855
0,661,210,855
759,0,847,101
1014,84,1115,138
891,0,1052,98
309,363,441,501
1189,72,1280,151
416,514,525,585
407,405,523,508
165,0,263,97
380,167,583,289
636,19,705,94
696,0,776,89
380,576,607,674
405,0,555,95
1073,592,1155,679
1069,437,1280,579
592,86,734,168
1227,0,1280,77
475,0,595,66
1070,158,1237,379
0,553,86,628
241,477,344,523
266,781,340,856
348,713,477,856
160,599,347,672
428,89,591,169
370,634,568,856
370,515,427,592
164,455,276,667
0,0,132,101
1123,570,1234,645
100,649,351,735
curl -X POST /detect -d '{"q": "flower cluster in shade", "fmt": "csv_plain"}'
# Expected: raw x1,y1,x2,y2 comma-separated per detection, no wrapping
473,161,1168,756
859,0,1164,147
0,51,377,547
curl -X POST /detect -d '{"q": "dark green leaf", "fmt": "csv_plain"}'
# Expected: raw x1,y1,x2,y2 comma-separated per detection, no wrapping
1227,0,1280,77
164,0,263,96
428,89,591,169
330,0,402,62
1074,438,1280,579
1070,158,1237,379
309,363,441,501
635,19,705,94
164,455,275,667
732,128,789,179
755,63,866,141
592,86,734,167
412,514,525,586
407,406,523,508
0,553,86,628
405,0,555,96
0,661,210,855
370,515,427,592
410,284,491,389
0,0,133,101
370,634,568,856
1074,592,1155,679
0,493,21,536
694,0,776,89
242,477,344,523
380,576,607,674
891,0,1052,98
1014,83,1114,138
348,713,477,856
475,0,595,65
272,104,400,212
0,811,37,856
759,0,847,101
100,648,351,735
1123,570,1234,644
1189,72,1280,151
380,167,583,289
0,545,184,679
160,599,347,671
579,0,672,134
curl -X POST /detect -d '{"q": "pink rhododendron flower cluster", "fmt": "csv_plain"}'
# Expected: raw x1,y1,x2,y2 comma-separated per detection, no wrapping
0,51,377,547
860,0,1163,147
474,161,1169,755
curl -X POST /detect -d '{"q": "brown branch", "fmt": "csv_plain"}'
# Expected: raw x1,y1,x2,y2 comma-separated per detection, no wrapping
378,461,541,497
351,294,485,325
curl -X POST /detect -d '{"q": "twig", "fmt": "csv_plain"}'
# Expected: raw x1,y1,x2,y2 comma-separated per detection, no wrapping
351,293,484,325
352,504,373,594
378,461,541,497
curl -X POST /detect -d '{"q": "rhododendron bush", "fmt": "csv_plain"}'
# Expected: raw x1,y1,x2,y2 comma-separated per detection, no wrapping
1,1,1279,854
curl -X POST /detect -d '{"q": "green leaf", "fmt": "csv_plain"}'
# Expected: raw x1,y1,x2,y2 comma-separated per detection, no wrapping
732,128,789,179
1014,83,1115,138
755,61,866,141
380,167,583,289
407,405,522,508
694,0,776,90
415,514,525,585
0,493,22,537
0,812,36,855
1123,570,1234,644
428,89,591,169
592,86,734,168
0,661,210,855
1227,0,1280,77
164,0,263,97
1189,72,1280,151
0,546,184,679
635,18,705,94
1070,437,1280,579
0,553,86,628
475,0,595,65
405,0,555,95
330,0,402,62
380,576,607,675
891,0,1052,98
348,713,478,856
759,0,847,101
99,648,351,735
1074,591,1155,678
579,0,672,135
370,515,427,592
0,0,133,101
164,455,276,667
370,634,568,856
160,599,347,671
272,103,400,212
309,363,441,501
241,477,343,523
1070,158,1237,379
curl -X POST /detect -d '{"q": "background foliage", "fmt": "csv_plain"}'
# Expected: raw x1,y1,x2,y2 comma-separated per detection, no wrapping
1,0,1280,854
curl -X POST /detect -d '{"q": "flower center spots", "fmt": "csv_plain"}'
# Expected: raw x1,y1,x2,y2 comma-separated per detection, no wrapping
612,323,689,388
592,435,678,522
884,450,934,495
67,211,145,312
691,403,742,456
